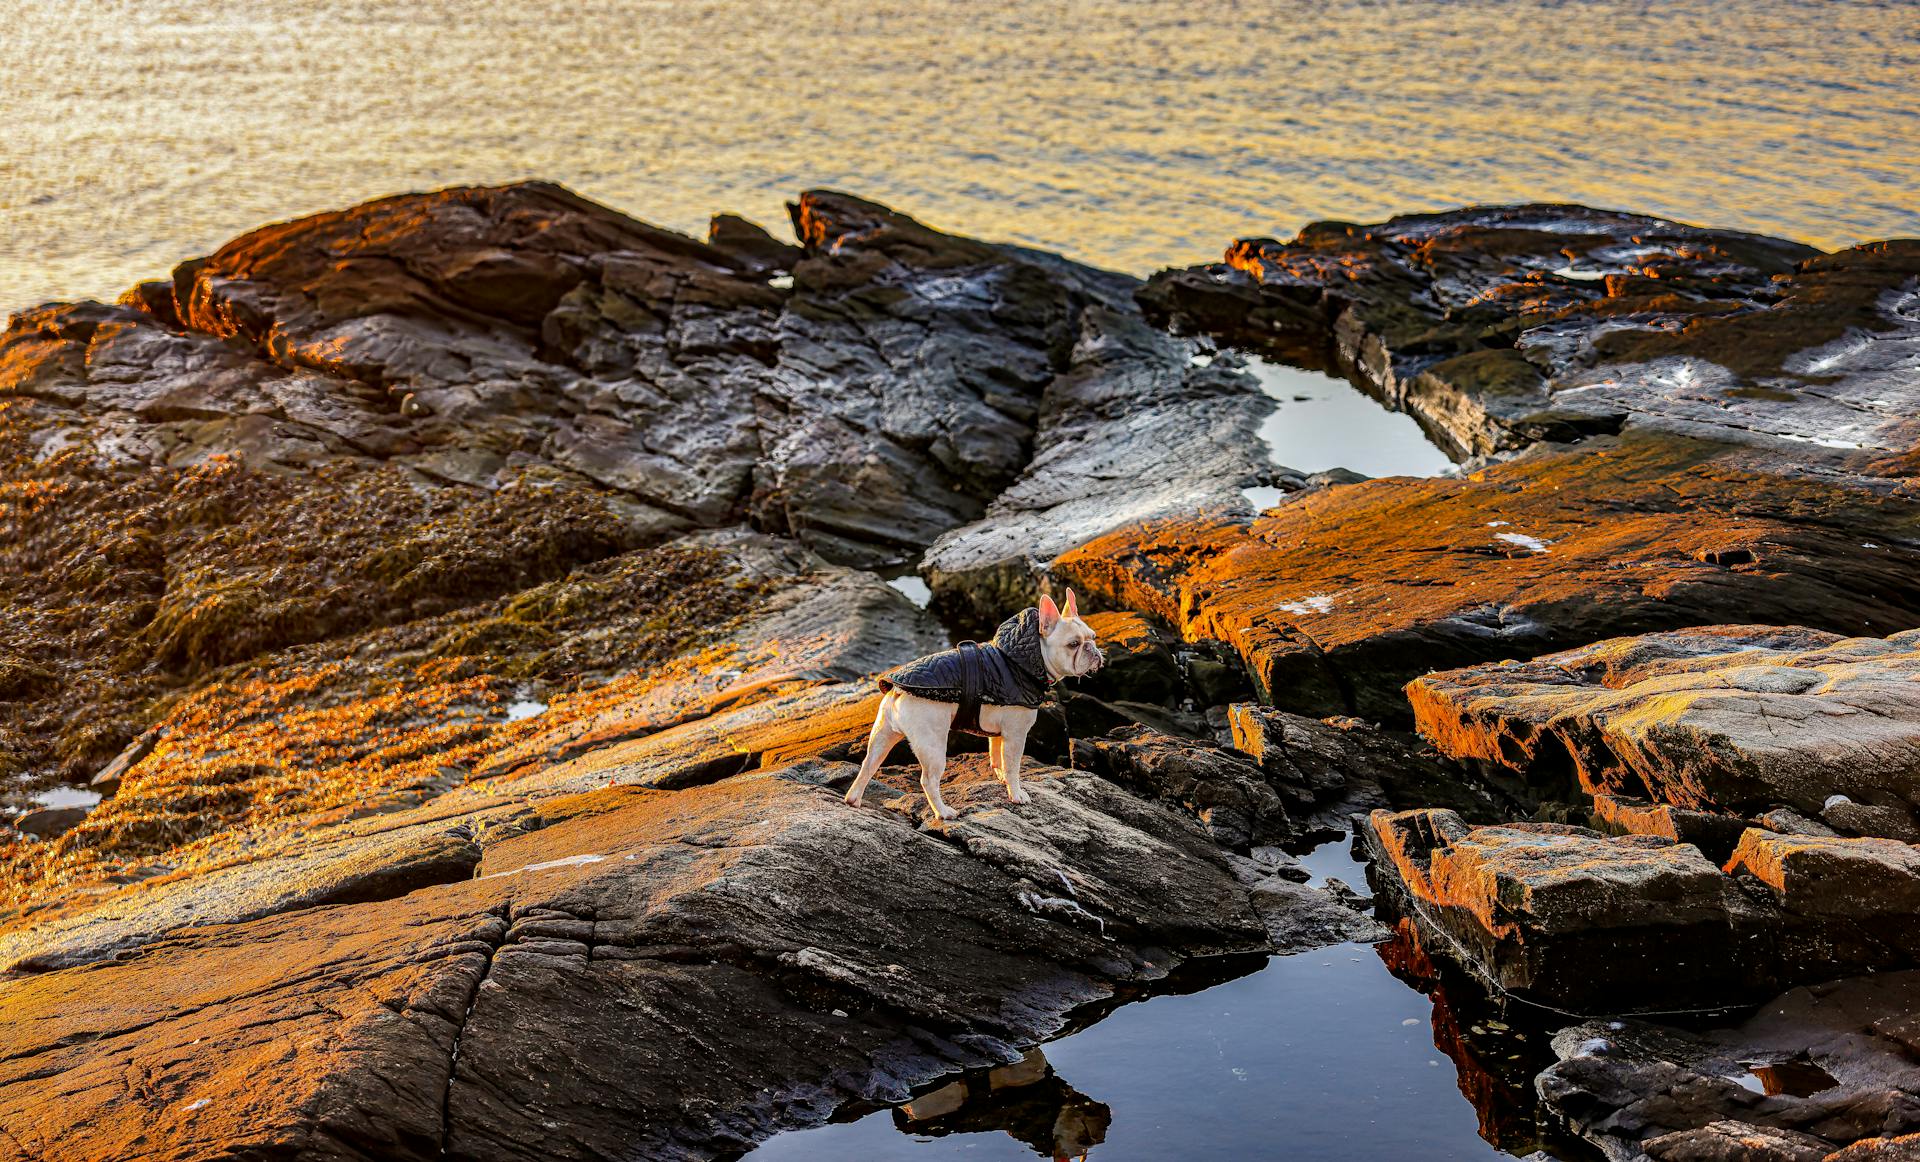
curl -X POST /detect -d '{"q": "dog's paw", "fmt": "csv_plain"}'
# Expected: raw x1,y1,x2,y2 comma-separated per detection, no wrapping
1007,789,1031,805
842,792,864,807
934,806,959,821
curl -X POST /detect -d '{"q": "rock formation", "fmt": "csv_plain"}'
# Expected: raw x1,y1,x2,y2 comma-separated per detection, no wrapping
0,184,1351,1160
1364,806,1920,1013
1408,625,1920,842
6,185,1920,1160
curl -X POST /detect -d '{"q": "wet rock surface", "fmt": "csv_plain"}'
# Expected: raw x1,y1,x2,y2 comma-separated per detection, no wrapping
1142,204,1920,468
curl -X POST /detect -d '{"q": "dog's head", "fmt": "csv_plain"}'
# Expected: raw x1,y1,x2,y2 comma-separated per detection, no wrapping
1038,589,1103,681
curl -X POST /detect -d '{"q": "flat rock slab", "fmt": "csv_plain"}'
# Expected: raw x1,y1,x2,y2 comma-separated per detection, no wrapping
0,762,1298,1161
1410,625,1920,839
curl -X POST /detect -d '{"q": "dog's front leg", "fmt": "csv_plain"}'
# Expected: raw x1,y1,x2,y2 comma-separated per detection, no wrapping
988,735,1006,783
1000,718,1031,805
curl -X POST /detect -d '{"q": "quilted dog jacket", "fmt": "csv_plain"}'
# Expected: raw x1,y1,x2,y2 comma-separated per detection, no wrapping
877,607,1053,735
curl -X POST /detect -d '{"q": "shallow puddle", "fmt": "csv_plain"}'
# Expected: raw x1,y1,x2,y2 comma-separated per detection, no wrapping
1246,357,1458,483
744,841,1560,1161
30,785,103,810
888,575,934,609
1731,1058,1840,1098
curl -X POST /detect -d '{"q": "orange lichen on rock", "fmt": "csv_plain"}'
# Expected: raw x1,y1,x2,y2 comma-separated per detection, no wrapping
0,530,774,910
1057,430,1920,722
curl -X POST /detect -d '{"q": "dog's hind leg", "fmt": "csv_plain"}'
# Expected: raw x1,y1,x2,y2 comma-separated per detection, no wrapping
907,731,957,822
844,699,903,807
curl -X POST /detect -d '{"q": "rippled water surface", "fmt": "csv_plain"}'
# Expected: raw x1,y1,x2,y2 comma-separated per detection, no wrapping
3,1,1917,312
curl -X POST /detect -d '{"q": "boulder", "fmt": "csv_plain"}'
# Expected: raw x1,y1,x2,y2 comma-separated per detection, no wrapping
1364,808,1775,1012
1592,792,1751,862
87,727,162,798
1072,610,1183,706
1409,626,1920,840
1725,831,1920,968
1070,725,1288,849
1827,1136,1920,1161
1367,808,1920,1014
1227,854,1391,953
1229,704,1515,828
1643,1121,1837,1162
9,804,88,840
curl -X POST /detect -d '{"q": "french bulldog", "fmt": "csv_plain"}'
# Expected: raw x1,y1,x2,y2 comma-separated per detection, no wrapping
844,590,1104,820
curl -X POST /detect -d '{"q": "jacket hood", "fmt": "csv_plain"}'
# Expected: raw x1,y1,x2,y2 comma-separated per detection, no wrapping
992,607,1051,687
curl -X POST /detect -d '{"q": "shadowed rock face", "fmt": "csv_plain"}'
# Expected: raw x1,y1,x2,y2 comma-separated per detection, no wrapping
1408,625,1920,841
1537,971,1920,1162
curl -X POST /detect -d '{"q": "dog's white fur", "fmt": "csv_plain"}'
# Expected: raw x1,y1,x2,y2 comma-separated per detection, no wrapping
844,590,1103,820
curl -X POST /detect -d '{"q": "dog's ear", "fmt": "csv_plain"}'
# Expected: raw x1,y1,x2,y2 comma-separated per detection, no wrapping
1063,588,1079,620
1038,593,1061,633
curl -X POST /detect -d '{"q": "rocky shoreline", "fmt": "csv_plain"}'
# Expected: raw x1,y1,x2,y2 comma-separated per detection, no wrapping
3,184,1918,1160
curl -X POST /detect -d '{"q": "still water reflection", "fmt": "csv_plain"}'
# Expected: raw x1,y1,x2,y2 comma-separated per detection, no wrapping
745,843,1562,1161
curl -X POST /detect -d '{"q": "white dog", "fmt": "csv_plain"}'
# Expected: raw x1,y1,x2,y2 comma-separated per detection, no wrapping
844,590,1104,820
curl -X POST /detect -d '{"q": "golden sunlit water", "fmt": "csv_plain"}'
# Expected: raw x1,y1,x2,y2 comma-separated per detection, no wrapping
1,0,1917,312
